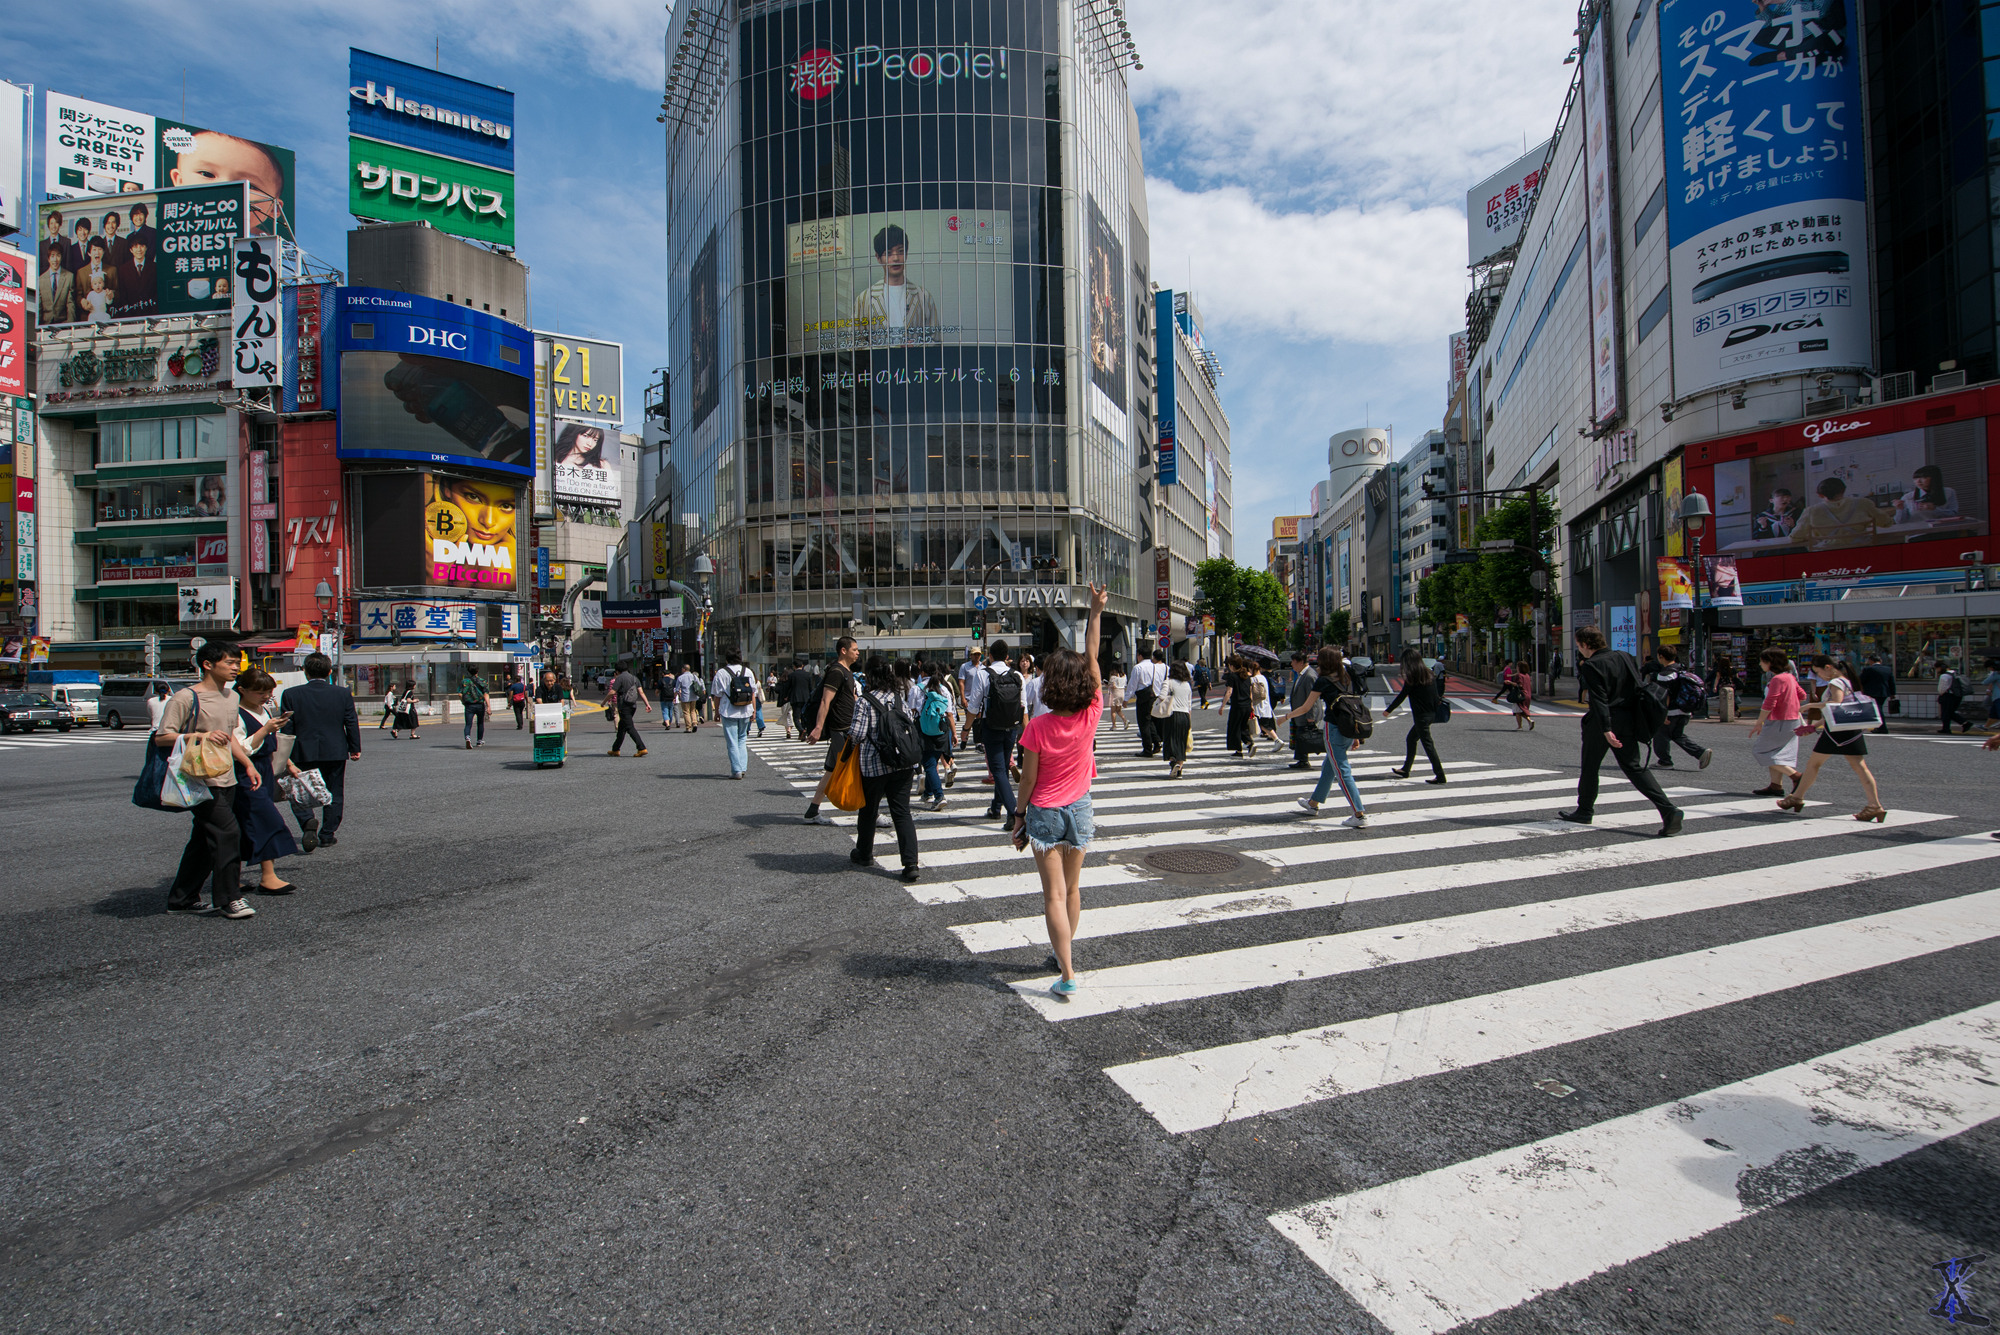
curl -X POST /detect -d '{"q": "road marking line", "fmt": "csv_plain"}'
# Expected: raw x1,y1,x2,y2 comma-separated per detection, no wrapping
1267,1001,2000,1335
1105,835,1997,1128
952,811,1951,953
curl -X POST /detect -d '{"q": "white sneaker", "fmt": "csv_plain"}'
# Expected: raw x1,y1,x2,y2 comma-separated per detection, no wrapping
1341,813,1370,830
1295,797,1321,815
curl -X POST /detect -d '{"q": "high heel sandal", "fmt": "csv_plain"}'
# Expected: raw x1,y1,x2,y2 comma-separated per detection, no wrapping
1855,805,1887,823
1777,796,1805,812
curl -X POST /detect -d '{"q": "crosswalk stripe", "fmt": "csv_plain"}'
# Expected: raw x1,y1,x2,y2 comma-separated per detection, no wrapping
912,787,1713,869
1006,805,1851,1021
1078,768,1555,811
1104,837,2000,1129
1267,1000,2000,1335
950,811,1951,953
914,798,1767,902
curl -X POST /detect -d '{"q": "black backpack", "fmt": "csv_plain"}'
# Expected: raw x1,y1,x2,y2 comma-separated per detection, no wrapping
984,667,1025,729
869,693,924,769
727,668,755,707
1328,693,1375,741
1637,678,1672,736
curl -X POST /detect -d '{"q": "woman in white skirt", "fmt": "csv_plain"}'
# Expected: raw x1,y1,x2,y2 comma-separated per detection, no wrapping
1748,647,1805,796
1105,663,1128,731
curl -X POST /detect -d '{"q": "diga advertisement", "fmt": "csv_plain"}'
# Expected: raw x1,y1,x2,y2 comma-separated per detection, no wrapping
424,473,516,591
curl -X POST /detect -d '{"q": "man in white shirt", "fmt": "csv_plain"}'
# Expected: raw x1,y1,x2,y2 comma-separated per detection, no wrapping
957,647,984,747
1133,649,1166,757
710,649,759,779
676,666,702,733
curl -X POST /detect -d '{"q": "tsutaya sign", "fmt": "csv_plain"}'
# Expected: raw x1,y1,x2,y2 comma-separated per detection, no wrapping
963,585,1085,610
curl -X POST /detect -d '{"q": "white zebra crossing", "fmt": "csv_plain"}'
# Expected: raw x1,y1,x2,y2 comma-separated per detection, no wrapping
748,728,2000,1328
1270,1002,2000,1335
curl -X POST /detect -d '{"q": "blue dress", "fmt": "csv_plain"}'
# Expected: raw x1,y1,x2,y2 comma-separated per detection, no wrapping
235,708,300,864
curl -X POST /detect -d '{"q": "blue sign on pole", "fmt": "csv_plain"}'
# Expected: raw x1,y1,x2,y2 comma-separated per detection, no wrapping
972,594,989,611
1155,289,1178,488
536,547,550,589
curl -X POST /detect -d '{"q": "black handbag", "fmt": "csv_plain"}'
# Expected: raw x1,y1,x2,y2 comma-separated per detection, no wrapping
1432,697,1453,723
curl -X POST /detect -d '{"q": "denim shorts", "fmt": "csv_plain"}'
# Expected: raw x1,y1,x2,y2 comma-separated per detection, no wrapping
1024,793,1095,853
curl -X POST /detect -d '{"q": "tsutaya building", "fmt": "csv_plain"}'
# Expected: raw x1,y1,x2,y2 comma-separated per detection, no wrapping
661,0,1153,664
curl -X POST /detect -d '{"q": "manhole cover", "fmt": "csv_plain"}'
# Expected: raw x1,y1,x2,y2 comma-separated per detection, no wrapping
1142,846,1248,876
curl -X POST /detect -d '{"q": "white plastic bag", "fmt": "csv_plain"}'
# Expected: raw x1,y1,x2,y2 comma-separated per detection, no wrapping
160,736,213,810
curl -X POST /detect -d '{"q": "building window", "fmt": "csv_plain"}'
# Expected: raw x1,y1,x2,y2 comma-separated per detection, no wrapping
1636,283,1672,342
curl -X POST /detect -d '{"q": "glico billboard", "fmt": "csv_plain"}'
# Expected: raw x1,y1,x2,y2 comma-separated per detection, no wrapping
327,286,533,477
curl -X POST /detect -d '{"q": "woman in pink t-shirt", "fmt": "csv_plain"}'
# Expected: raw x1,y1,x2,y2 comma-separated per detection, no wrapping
1748,646,1805,796
1011,584,1108,997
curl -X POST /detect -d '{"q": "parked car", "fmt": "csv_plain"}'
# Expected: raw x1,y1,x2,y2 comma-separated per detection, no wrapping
99,676,197,730
0,692,77,733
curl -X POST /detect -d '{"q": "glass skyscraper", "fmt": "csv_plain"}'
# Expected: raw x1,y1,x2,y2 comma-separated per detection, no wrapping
662,0,1148,664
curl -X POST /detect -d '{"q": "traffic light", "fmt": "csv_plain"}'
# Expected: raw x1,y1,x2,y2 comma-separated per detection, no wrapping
971,623,984,643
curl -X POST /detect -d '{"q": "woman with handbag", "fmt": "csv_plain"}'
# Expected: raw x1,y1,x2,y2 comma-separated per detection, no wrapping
1159,661,1193,777
1748,647,1805,797
1217,656,1257,757
1781,655,1886,821
233,667,304,893
1383,648,1447,784
1506,658,1535,730
377,683,399,734
394,680,421,737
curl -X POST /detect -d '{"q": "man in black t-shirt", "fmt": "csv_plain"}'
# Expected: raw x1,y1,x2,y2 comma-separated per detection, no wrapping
803,636,862,824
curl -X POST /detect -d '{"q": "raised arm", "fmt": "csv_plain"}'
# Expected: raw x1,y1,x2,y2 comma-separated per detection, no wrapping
1086,585,1106,694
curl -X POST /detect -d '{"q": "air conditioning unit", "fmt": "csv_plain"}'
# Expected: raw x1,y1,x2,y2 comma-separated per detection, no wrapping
1879,371,1916,402
1930,370,1969,393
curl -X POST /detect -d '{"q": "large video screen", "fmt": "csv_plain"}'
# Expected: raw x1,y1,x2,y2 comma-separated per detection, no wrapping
785,210,1014,354
1713,418,1988,556
339,350,532,475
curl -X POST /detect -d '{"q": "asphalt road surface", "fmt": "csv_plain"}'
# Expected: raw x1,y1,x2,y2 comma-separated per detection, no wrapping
1,694,1996,1333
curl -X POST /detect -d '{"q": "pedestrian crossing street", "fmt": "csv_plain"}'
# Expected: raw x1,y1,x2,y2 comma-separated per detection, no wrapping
747,719,2000,1334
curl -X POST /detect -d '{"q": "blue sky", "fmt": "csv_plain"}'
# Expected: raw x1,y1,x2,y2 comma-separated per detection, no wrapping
5,0,1577,560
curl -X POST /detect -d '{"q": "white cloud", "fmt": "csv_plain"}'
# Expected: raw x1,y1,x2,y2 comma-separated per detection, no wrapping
1145,179,1466,346
1128,0,1577,207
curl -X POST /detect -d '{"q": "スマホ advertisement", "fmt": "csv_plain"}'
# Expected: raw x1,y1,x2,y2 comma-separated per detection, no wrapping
424,473,517,592
44,92,295,239
551,418,620,504
1659,0,1869,400
784,211,1013,353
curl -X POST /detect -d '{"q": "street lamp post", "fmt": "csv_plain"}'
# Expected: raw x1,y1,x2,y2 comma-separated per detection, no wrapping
313,578,341,679
1678,491,1713,689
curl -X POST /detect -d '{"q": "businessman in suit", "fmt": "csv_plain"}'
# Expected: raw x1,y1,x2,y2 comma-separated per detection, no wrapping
282,651,362,849
1562,627,1682,836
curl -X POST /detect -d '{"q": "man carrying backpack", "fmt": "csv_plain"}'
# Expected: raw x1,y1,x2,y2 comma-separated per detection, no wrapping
845,653,924,883
509,673,530,729
966,639,1025,824
1649,643,1714,769
460,669,491,750
710,648,759,779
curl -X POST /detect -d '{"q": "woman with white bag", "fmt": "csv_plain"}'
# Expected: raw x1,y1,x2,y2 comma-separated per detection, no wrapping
153,641,261,919
1779,655,1887,822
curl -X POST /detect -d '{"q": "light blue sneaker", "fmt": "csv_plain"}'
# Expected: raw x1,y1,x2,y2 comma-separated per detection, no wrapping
1050,976,1080,998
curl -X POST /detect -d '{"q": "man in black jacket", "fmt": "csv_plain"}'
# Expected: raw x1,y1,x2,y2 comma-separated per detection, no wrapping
1858,654,1896,734
1562,628,1682,836
281,652,362,849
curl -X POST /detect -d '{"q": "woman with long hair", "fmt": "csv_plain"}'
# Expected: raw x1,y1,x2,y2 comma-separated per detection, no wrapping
1106,661,1128,731
1781,654,1887,821
1281,646,1370,828
1218,655,1257,757
1748,647,1805,797
1383,649,1446,783
1010,587,1109,996
1161,660,1195,778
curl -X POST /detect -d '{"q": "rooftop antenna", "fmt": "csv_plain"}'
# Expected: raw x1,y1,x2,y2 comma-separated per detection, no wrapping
437,37,441,69
182,70,187,119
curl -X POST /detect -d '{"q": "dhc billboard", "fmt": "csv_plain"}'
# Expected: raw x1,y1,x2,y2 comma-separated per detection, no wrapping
331,286,535,476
